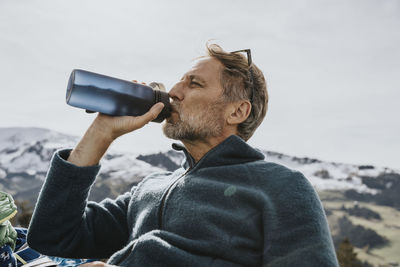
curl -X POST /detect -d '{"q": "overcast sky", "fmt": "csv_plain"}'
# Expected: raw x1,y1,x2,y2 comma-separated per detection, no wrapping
1,0,399,169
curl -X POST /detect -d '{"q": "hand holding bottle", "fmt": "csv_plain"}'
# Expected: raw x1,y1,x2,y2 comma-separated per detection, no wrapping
67,101,164,167
65,70,170,167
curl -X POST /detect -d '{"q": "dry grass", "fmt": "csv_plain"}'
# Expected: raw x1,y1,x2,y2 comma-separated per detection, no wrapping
319,190,400,266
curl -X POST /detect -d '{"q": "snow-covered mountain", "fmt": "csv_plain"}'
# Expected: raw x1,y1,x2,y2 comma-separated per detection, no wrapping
0,127,398,204
259,150,395,194
0,127,165,202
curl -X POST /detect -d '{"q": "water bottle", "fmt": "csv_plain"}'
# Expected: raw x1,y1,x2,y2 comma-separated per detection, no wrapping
66,69,171,123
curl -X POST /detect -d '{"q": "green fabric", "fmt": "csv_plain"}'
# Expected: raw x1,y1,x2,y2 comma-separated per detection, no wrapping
0,220,17,250
0,191,18,250
0,191,17,224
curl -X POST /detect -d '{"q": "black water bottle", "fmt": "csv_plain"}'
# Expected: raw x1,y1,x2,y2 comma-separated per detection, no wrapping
66,69,171,122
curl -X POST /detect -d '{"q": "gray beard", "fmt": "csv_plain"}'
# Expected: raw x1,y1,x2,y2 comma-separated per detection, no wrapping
162,101,226,142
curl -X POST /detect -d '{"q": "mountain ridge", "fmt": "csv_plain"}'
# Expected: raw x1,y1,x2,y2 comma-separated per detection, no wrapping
1,127,398,197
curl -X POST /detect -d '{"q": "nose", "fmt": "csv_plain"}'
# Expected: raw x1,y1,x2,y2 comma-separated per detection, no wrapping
168,81,184,101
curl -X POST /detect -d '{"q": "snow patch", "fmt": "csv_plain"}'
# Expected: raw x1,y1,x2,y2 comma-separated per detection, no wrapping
0,169,6,179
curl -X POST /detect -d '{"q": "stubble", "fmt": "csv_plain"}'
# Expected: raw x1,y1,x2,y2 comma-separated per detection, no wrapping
162,100,226,142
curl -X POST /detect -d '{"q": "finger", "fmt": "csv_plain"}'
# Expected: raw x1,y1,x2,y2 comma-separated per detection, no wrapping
143,102,164,121
131,102,164,128
79,261,105,266
132,80,138,83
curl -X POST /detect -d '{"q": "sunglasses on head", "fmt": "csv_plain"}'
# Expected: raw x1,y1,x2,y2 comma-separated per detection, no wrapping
231,49,254,104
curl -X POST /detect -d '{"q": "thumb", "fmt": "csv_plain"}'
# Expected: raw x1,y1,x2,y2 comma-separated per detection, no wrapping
149,102,165,119
133,102,165,127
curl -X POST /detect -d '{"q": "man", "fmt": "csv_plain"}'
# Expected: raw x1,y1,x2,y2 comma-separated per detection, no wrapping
27,44,339,266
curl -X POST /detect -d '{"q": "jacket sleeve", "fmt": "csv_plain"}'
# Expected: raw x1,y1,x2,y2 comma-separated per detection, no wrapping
262,171,339,267
27,149,132,259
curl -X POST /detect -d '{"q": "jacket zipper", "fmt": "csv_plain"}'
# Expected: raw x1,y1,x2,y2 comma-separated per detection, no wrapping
118,168,192,264
117,168,191,265
158,168,191,229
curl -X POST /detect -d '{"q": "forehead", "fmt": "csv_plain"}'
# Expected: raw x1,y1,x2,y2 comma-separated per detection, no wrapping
186,57,223,85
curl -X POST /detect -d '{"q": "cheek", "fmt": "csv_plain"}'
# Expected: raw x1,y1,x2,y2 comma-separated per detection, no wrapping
185,98,209,110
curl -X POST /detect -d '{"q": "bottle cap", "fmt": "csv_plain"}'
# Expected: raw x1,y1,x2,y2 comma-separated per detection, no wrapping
149,82,171,122
149,82,166,92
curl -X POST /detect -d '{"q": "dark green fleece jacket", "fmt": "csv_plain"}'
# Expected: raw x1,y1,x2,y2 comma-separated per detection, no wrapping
27,135,338,266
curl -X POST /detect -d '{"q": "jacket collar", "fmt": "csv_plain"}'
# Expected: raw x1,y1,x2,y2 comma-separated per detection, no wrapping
172,135,265,170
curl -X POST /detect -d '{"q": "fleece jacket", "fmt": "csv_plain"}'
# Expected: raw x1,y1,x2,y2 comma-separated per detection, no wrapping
27,135,339,266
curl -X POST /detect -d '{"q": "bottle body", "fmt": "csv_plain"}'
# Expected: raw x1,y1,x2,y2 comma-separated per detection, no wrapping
66,69,171,122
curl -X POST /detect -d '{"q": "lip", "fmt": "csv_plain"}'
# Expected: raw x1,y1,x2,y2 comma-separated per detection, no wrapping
169,110,180,121
170,107,179,114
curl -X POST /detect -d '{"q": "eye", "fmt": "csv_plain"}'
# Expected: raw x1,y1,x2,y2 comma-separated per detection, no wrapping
190,81,202,87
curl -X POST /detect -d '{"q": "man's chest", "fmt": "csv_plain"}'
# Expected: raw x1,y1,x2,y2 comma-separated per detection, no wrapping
126,169,263,247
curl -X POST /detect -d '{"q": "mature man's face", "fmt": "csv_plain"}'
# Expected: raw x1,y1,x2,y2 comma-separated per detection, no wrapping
163,57,228,141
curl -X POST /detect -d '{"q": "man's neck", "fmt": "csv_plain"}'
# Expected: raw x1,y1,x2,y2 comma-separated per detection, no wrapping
181,134,231,163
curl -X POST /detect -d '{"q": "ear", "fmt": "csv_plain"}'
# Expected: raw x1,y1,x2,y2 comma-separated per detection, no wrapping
226,100,252,125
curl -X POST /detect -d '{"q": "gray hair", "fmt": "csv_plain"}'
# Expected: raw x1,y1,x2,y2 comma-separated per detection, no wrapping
207,44,268,141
